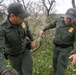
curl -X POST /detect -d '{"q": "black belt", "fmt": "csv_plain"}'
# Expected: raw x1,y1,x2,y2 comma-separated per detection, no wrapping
53,40,73,48
6,51,25,57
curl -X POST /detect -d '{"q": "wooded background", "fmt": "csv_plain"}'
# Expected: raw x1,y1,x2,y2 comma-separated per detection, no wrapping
0,0,76,75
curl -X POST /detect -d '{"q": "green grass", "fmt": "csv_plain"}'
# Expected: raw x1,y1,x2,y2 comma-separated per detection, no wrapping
32,42,76,75
6,42,76,75
32,43,53,75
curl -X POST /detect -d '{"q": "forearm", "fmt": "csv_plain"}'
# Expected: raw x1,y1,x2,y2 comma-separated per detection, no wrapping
43,22,56,31
27,30,33,41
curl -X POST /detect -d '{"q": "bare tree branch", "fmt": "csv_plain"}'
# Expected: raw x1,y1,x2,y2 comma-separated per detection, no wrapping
0,0,4,3
72,0,75,8
27,1,43,17
41,0,55,16
17,0,20,2
22,0,26,9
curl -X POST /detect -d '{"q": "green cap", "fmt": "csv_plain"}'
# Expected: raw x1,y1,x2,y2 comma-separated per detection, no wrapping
65,8,76,19
7,2,30,18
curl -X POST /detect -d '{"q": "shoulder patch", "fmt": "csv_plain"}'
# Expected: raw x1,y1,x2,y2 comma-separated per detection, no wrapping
68,27,74,33
21,22,26,28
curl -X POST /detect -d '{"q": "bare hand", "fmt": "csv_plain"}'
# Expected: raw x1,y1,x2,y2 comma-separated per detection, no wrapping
69,54,76,66
39,30,44,37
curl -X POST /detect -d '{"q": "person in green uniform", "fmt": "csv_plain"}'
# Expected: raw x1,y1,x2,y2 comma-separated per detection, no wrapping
39,8,76,75
0,2,33,75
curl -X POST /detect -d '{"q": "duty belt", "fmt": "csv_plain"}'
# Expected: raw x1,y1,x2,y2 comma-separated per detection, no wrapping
53,40,73,48
5,51,25,57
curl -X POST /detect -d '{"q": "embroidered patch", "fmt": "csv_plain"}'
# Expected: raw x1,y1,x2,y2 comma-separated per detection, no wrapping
68,27,74,33
21,22,26,28
69,10,74,14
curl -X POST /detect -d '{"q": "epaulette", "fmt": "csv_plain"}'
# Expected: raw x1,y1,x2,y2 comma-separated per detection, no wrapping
56,16,64,22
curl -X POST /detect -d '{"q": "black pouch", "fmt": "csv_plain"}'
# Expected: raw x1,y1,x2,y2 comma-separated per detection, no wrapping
26,39,31,50
4,53,8,59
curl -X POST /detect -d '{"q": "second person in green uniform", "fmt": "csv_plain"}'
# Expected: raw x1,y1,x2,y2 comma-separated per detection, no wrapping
39,8,76,75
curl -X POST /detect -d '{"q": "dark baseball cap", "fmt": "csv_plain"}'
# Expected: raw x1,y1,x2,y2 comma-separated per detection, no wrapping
65,8,76,19
7,2,30,18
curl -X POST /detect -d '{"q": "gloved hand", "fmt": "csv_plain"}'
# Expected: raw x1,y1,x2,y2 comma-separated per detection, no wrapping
1,70,16,75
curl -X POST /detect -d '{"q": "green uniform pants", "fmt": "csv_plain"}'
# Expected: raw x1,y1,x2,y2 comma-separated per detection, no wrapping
8,49,33,75
52,46,73,75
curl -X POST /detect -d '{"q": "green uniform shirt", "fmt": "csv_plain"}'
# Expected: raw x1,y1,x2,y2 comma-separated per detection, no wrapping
43,17,76,45
0,18,33,72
